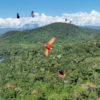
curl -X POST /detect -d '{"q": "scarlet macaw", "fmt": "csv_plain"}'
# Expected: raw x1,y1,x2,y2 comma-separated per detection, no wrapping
70,20,72,24
31,11,35,17
58,71,66,78
37,37,56,57
65,18,67,22
17,13,20,19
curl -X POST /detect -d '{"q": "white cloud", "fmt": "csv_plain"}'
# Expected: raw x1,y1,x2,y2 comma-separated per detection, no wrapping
0,10,100,28
63,10,100,26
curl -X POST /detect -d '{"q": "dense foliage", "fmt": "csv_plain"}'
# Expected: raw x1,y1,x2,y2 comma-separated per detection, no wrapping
0,23,100,100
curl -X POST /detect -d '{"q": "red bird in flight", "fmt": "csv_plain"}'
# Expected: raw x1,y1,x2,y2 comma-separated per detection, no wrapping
37,37,56,57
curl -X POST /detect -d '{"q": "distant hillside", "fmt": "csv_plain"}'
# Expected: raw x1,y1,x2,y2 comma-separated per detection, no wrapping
0,24,39,34
0,22,100,44
82,25,100,29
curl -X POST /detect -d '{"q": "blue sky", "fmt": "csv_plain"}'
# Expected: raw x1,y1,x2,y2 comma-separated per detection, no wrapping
0,0,100,18
0,0,100,28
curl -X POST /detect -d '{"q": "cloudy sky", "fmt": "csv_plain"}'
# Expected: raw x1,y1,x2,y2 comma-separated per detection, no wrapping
0,0,100,28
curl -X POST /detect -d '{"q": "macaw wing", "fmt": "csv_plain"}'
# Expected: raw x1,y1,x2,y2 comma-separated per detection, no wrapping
45,48,49,57
47,37,56,46
37,41,46,46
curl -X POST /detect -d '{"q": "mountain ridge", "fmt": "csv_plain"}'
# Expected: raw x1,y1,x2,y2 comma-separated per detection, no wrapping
0,22,100,44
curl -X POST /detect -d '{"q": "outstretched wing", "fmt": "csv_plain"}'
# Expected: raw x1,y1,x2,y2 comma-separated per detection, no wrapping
47,37,56,46
45,48,49,57
37,41,46,46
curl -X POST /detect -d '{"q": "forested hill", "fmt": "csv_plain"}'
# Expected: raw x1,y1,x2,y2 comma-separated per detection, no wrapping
0,22,100,44
1,23,100,99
